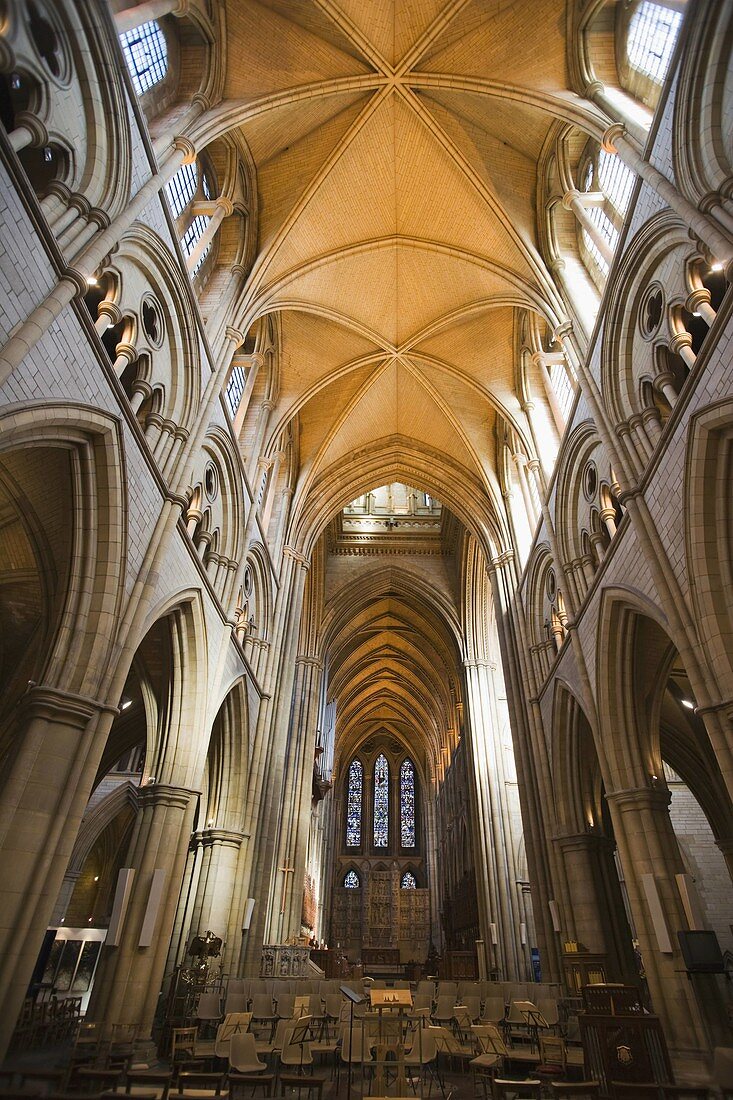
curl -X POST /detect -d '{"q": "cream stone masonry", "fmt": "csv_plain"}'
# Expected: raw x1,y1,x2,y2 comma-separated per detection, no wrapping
0,0,731,1082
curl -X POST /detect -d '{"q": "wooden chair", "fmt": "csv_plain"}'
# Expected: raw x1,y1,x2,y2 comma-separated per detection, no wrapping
549,1083,600,1098
492,1079,542,1099
171,1025,200,1064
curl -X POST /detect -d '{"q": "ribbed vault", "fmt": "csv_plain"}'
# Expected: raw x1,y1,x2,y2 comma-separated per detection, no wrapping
326,577,463,787
193,0,611,536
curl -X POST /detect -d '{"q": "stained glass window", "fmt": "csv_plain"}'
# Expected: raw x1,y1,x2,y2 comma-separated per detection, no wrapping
401,871,417,889
627,2,682,84
373,753,389,847
344,870,360,889
400,758,416,847
346,759,362,847
120,21,168,96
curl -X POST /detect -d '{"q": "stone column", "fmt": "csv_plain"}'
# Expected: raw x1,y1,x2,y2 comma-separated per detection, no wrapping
115,0,189,34
562,189,615,266
605,787,711,1062
272,654,325,944
0,687,117,1059
189,829,246,959
554,832,636,982
185,198,233,275
87,784,198,1039
462,656,522,981
233,548,311,972
602,125,732,266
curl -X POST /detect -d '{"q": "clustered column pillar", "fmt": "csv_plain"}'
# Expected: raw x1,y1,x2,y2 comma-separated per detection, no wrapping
88,784,198,1042
605,787,714,1062
0,688,118,1058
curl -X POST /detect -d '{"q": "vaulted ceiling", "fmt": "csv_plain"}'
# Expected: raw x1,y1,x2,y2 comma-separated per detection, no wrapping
218,0,605,532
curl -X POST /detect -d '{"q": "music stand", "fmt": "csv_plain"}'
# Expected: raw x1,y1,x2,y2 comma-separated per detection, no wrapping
340,986,365,1100
521,1007,548,1051
288,1017,312,1075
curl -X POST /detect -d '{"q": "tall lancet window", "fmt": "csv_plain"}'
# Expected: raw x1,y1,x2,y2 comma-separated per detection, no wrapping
346,759,363,847
373,753,389,847
400,758,416,847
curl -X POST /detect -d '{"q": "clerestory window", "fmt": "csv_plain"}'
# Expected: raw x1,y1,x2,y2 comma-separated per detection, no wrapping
627,2,683,84
580,149,635,285
120,21,168,96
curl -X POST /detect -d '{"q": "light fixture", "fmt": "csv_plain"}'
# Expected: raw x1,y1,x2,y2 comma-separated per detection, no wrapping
711,261,724,272
85,275,99,286
120,698,132,710
681,699,694,710
94,875,99,882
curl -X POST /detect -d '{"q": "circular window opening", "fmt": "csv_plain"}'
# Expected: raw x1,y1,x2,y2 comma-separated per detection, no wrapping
546,568,557,601
27,1,70,84
204,462,219,502
639,283,664,340
141,295,164,348
583,461,598,502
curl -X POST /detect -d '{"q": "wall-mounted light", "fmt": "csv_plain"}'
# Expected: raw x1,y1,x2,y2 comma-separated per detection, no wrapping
711,261,724,272
85,274,98,286
681,699,694,710
93,875,99,882
120,698,132,711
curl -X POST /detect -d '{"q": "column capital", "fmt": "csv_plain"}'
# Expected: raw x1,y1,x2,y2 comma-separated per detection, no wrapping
20,684,119,727
173,135,197,164
63,267,91,298
605,786,671,812
225,326,245,347
668,331,693,358
138,783,199,811
553,830,615,854
295,655,324,670
215,196,235,217
283,545,310,569
552,320,574,343
200,828,247,849
97,300,122,327
13,110,48,149
561,188,582,212
601,123,626,155
463,658,493,670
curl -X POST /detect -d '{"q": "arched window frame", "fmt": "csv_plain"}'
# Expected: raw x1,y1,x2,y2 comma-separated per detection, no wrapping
343,869,361,889
400,870,418,890
119,20,168,97
624,2,683,86
578,146,636,288
400,757,417,849
345,758,363,849
164,158,218,280
373,753,389,849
